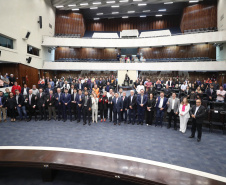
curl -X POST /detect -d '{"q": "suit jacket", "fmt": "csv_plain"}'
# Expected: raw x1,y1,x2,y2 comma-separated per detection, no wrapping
136,94,147,107
179,104,190,118
0,96,6,107
99,95,108,110
128,95,137,109
156,97,168,110
164,88,171,97
98,81,105,90
21,87,30,95
46,94,56,107
71,93,78,104
189,105,206,124
148,87,156,96
105,85,112,92
167,81,175,87
54,92,63,106
76,94,84,106
82,95,91,109
61,93,71,105
121,96,128,110
77,83,83,91
167,97,180,113
36,93,46,106
6,97,17,109
112,97,123,112
206,88,216,100
146,99,156,111
25,94,36,107
14,93,25,106
45,88,53,95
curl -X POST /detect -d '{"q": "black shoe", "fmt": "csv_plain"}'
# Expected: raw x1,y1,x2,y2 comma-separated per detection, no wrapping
58,118,61,121
63,120,66,122
83,122,86,125
124,121,127,124
197,138,201,142
54,118,56,121
189,135,194,138
44,118,47,121
137,122,140,125
39,118,43,121
48,119,51,121
88,122,91,126
128,122,131,124
174,127,177,130
155,124,157,127
35,118,38,121
27,119,31,122
114,123,117,125
132,122,135,125
70,119,72,122
109,120,112,122
167,125,171,129
141,122,143,125
118,123,121,125
77,120,80,123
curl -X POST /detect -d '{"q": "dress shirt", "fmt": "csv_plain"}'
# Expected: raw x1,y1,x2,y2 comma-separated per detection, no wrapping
158,97,164,108
194,106,200,116
23,88,27,96
29,94,32,105
172,98,175,110
16,95,19,104
141,95,143,104
0,97,2,106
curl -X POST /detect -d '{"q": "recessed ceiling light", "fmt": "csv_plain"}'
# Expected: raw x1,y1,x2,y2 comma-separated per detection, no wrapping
80,3,88,6
94,18,100,20
56,5,64,8
112,12,119,14
156,14,162,16
72,8,79,10
106,1,115,3
133,0,142,1
138,3,147,6
143,10,150,12
128,11,135,13
119,0,128,2
68,4,76,7
90,7,98,9
97,13,103,15
158,9,166,11
189,0,199,2
93,2,101,4
111,5,119,7
164,2,173,4
140,15,146,17
122,16,128,18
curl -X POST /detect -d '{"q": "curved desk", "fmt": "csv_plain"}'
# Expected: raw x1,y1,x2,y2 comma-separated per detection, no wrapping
0,146,225,185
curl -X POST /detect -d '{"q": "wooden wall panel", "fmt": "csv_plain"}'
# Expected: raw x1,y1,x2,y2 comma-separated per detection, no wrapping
139,44,216,59
0,64,39,88
55,47,120,60
180,3,217,33
55,10,86,37
86,15,181,32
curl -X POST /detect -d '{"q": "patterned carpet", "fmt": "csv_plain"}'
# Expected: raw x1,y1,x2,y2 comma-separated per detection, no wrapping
0,118,226,178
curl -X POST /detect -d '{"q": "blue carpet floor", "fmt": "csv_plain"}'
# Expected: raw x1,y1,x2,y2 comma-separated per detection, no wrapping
0,119,226,178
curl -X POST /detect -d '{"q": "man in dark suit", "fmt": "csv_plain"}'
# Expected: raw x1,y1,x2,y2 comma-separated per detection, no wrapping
71,88,78,121
45,84,53,95
76,89,83,123
77,81,83,91
148,84,156,97
61,89,72,122
155,92,168,127
108,90,114,122
164,85,171,99
98,78,105,90
136,89,147,125
112,93,123,125
189,99,206,142
82,91,92,125
25,89,37,122
0,91,7,122
111,80,117,92
15,89,28,121
121,92,128,124
167,78,174,89
69,85,75,95
55,88,63,121
206,84,216,101
36,88,47,121
46,90,56,121
128,90,137,125
21,84,30,98
105,82,112,93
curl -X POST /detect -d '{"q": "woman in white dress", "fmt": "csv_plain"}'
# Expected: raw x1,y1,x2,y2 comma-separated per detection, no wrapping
179,97,190,133
92,93,99,123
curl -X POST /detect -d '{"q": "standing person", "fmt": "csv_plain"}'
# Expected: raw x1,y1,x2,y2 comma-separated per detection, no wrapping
76,89,83,123
216,86,226,102
61,89,72,122
15,89,27,121
99,91,108,122
121,92,128,124
112,93,123,125
92,84,100,98
128,90,137,125
92,93,99,124
189,99,206,142
146,93,155,126
167,92,180,130
136,81,145,94
136,89,147,125
82,91,92,125
108,90,114,122
9,74,16,86
179,97,190,133
36,88,47,121
21,84,30,98
0,91,7,122
6,92,17,122
155,92,168,127
46,90,56,121
71,89,78,121
11,82,21,95
25,89,37,122
55,88,62,121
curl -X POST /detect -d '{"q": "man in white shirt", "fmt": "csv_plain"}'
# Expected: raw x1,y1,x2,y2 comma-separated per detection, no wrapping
181,82,187,91
136,81,145,94
155,92,168,127
216,86,226,102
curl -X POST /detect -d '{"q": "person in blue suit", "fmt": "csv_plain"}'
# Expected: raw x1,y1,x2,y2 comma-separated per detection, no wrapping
55,88,63,121
61,88,72,122
76,89,83,123
155,92,168,127
112,93,123,125
45,84,53,95
136,89,147,125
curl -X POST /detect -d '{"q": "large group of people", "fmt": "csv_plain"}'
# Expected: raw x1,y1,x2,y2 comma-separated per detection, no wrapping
0,73,226,143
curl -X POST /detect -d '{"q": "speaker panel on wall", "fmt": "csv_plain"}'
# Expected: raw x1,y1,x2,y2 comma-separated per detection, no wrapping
38,16,42,29
26,57,32,63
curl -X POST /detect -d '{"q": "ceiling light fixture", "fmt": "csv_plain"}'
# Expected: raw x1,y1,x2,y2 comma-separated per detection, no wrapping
80,3,88,6
94,18,100,20
158,9,166,11
156,14,162,16
164,2,173,4
119,0,128,2
72,8,79,10
138,3,147,6
106,1,115,3
143,10,150,12
111,5,119,7
112,12,119,14
93,2,101,4
97,13,103,15
90,7,98,9
128,11,135,13
56,5,64,8
189,0,199,3
122,16,129,18
140,15,146,17
68,4,76,7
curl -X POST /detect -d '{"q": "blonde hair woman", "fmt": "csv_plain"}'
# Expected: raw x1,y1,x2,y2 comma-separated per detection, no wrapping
179,97,190,133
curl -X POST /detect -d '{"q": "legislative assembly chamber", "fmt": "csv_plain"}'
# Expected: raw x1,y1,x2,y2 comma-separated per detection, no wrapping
0,0,226,184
